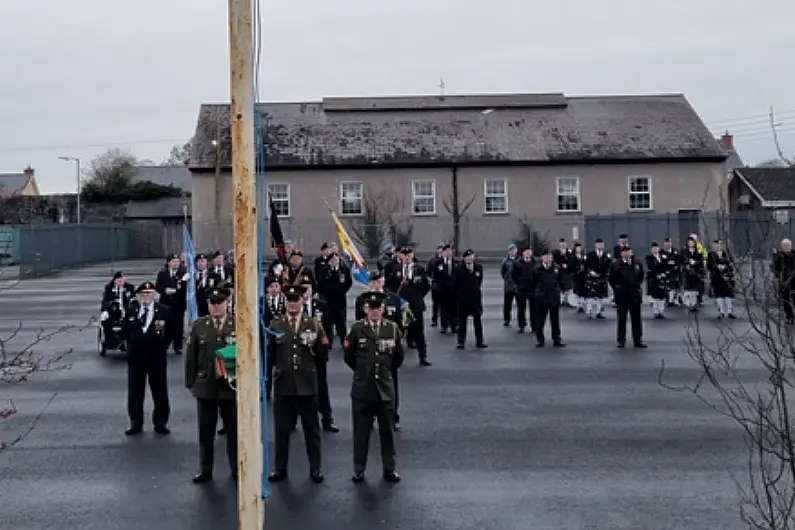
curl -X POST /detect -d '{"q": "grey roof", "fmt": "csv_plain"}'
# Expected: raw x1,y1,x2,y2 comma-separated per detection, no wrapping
130,166,191,191
125,197,190,219
0,173,30,196
734,167,795,202
725,150,745,170
189,93,728,169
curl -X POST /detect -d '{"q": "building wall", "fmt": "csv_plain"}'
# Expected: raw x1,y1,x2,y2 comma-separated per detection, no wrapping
191,161,726,255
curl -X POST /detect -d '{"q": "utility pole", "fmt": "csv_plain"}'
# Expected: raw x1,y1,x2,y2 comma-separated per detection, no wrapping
213,128,222,249
228,0,264,528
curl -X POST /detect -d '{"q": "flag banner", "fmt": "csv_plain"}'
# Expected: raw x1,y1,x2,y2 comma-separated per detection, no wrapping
269,198,286,263
331,210,369,285
182,225,199,324
400,298,416,327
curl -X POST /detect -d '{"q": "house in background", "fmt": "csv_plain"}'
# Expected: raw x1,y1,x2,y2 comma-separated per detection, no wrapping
188,92,728,255
0,166,40,197
718,132,745,171
729,167,795,212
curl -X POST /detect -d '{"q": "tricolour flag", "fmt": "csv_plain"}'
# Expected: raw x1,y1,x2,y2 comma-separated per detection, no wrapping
182,224,199,324
330,210,369,285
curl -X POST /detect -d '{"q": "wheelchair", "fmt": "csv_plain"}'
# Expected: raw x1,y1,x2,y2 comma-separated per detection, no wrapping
98,301,126,357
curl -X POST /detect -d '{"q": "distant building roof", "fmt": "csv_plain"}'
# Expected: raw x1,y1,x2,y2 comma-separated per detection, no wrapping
716,132,745,170
125,197,190,219
189,93,728,170
0,167,37,197
733,167,795,204
130,166,191,191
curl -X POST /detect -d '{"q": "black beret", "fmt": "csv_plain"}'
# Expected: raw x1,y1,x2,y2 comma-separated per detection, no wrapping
619,234,629,239
320,242,329,251
283,284,306,301
621,245,632,252
195,253,207,262
462,249,475,257
651,242,660,247
442,243,452,250
595,238,604,243
211,250,223,259
136,281,156,293
290,250,303,258
265,275,280,286
112,271,124,280
368,270,383,282
166,253,178,261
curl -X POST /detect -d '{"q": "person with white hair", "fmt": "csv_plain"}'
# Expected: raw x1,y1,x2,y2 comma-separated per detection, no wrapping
773,238,795,324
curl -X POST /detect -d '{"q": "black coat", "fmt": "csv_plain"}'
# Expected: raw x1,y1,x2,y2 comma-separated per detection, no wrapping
773,251,795,290
682,249,705,291
452,263,484,314
585,250,612,298
122,301,173,365
208,264,234,286
386,262,430,315
645,253,668,300
552,248,573,290
155,267,187,310
511,259,537,298
531,264,563,307
569,253,588,297
101,282,135,314
608,259,645,305
318,264,353,306
707,251,735,298
429,256,457,294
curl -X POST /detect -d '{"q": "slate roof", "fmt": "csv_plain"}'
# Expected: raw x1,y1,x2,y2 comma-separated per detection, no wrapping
130,166,191,191
734,167,795,202
0,172,31,196
725,150,745,170
188,93,728,170
125,197,190,219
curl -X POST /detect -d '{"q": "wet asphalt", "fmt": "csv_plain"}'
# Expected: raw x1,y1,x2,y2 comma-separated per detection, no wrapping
0,260,757,530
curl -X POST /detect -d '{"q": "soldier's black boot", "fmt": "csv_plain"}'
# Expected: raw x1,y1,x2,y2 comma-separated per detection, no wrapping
383,470,401,483
322,418,340,433
310,470,325,483
268,470,287,482
124,423,143,436
351,471,365,483
192,472,212,484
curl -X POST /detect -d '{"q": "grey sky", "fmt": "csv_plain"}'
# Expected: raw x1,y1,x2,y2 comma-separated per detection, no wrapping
0,0,793,193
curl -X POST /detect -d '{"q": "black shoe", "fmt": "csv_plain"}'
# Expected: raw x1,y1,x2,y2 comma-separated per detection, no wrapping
192,472,212,484
383,470,401,483
351,472,365,483
440,328,447,334
322,420,340,433
419,358,432,366
407,342,416,349
310,470,325,483
503,321,510,326
217,427,226,435
268,470,287,482
456,343,464,349
553,341,565,347
174,350,182,356
634,342,648,349
393,421,400,432
517,328,525,334
596,313,606,319
430,321,438,327
576,308,584,314
728,313,737,319
124,424,143,436
617,341,626,348
476,343,488,349
535,341,545,348
154,424,171,435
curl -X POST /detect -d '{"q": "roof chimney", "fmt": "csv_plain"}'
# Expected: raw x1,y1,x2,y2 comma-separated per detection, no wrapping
719,131,734,151
23,166,34,178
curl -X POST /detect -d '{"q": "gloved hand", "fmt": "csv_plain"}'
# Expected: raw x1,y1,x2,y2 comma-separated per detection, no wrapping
182,273,190,282
100,311,109,321
274,264,284,276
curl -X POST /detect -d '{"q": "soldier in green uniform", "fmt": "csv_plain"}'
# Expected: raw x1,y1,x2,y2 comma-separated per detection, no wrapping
184,285,238,484
267,284,328,484
344,291,404,483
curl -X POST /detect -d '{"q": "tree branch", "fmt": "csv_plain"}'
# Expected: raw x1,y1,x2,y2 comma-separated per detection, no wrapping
0,391,57,453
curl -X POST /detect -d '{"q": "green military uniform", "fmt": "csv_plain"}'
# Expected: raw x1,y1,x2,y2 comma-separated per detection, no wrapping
267,284,328,483
184,286,237,483
343,291,405,482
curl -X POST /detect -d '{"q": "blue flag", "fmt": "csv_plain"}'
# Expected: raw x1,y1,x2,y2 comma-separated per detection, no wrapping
182,225,199,324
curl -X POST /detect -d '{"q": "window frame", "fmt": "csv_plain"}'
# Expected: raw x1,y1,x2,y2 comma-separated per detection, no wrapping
411,179,437,216
483,178,509,214
266,182,291,218
555,176,581,213
628,175,653,211
339,181,364,216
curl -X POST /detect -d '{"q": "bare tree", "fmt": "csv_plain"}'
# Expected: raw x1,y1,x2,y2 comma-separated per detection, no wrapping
660,210,795,529
349,185,412,259
162,139,193,166
442,167,476,255
769,107,794,168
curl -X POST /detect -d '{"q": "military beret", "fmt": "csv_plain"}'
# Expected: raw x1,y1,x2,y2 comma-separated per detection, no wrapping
290,250,303,258
559,237,566,242
436,243,444,249
362,291,387,307
283,284,306,301
265,275,280,287
651,242,660,247
212,250,223,259
462,249,475,257
595,238,604,243
320,242,329,251
399,246,414,254
442,243,452,250
112,271,124,280
368,270,383,282
195,253,207,262
619,234,628,239
166,253,178,261
136,281,155,293
206,285,232,303
621,245,632,252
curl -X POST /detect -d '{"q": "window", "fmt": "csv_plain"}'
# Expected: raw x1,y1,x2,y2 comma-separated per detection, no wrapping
556,177,580,212
628,176,652,210
484,179,508,214
267,183,290,217
340,181,363,215
412,179,436,215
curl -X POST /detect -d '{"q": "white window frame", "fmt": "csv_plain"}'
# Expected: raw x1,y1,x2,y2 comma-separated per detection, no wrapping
339,181,363,216
266,182,290,217
628,175,653,211
483,178,508,214
556,176,581,213
411,179,436,216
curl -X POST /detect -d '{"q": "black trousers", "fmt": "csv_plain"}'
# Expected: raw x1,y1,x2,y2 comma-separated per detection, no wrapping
273,395,322,472
782,288,795,320
516,295,536,331
431,290,441,324
392,367,400,423
352,398,396,474
616,301,643,344
503,291,515,323
535,303,561,344
457,307,484,345
197,398,237,474
127,360,170,427
326,303,347,346
316,359,334,421
440,293,457,331
170,308,186,352
407,318,428,359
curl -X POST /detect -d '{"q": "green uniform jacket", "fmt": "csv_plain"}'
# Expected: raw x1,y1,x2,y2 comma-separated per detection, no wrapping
268,314,328,396
184,315,236,401
354,291,403,330
343,320,404,402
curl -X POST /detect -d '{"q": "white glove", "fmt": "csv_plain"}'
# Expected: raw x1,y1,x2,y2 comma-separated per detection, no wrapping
100,311,109,322
182,273,190,282
274,264,283,276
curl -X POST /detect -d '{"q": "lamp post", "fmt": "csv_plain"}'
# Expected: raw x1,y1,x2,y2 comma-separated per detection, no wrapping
58,156,81,224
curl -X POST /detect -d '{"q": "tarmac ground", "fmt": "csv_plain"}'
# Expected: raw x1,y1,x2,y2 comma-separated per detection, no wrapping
0,259,761,529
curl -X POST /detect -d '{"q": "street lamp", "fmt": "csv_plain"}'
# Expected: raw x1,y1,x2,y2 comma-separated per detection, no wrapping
58,156,81,224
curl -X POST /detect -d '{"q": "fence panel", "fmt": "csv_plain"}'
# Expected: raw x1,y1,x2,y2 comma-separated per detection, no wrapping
17,224,130,278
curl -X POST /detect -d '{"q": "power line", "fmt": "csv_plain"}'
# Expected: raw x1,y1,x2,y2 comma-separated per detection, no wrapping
706,109,795,126
0,137,188,154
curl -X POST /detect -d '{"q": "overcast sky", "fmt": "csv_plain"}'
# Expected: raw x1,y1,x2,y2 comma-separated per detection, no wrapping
0,0,793,193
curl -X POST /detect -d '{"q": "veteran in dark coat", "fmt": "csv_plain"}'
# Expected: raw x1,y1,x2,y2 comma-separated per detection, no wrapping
530,251,565,347
267,284,328,484
122,281,174,436
344,291,404,483
452,249,487,349
155,253,188,354
608,246,647,348
184,285,238,484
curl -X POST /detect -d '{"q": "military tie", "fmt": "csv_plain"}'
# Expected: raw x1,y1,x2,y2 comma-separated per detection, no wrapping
447,259,451,275
140,305,150,328
214,317,224,333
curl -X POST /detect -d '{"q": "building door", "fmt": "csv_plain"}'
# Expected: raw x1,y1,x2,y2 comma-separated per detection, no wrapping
678,209,701,245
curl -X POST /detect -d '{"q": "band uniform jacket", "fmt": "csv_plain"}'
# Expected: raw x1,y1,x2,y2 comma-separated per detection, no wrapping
155,268,188,310
500,256,518,293
585,250,612,298
343,320,405,402
773,250,795,290
259,293,285,361
452,262,484,315
122,300,174,364
194,268,214,316
570,253,588,298
707,251,735,298
661,249,683,288
184,315,236,401
282,264,316,291
208,264,235,286
354,291,403,329
531,264,564,307
313,255,330,292
682,249,705,291
510,258,537,298
320,264,353,306
101,282,135,315
644,253,668,300
431,256,458,296
552,248,573,291
377,252,397,273
387,262,430,316
608,258,645,305
268,314,328,396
